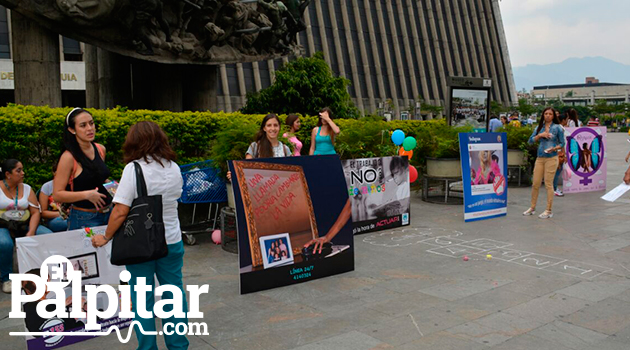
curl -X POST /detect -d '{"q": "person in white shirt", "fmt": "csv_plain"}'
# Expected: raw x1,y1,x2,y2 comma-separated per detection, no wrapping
91,121,189,350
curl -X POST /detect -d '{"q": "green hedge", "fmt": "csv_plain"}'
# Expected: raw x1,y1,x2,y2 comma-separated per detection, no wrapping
0,105,453,188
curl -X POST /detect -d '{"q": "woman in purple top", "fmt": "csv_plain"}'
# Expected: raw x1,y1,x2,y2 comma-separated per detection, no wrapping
283,114,302,156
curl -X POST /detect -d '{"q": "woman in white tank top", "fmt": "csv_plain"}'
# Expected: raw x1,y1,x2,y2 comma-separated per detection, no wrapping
0,159,53,294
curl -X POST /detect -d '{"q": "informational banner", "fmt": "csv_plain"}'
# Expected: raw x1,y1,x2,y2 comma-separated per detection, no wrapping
341,156,410,234
229,155,354,294
16,227,132,350
459,132,508,222
563,127,607,193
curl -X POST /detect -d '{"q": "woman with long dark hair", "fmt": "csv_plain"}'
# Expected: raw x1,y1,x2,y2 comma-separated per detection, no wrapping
566,108,581,128
53,108,111,230
246,113,291,159
92,121,188,349
283,114,303,156
523,108,565,219
309,107,340,155
0,159,52,293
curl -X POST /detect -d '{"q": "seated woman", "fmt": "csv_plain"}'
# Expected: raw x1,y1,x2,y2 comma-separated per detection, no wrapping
38,162,68,232
0,159,52,294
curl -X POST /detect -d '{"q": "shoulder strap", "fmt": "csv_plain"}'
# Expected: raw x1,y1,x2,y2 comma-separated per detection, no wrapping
133,162,148,197
281,142,288,157
95,144,105,159
69,158,78,192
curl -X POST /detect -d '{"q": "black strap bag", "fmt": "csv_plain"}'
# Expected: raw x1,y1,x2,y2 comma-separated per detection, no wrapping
110,162,168,266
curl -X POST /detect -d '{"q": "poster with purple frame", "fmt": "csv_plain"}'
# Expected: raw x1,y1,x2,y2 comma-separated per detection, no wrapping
563,126,607,193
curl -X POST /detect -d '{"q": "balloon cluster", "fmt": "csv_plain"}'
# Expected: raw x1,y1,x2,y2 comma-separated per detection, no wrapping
391,129,418,182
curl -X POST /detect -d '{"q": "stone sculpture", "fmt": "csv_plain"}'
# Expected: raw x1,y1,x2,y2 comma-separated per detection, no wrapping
0,0,314,64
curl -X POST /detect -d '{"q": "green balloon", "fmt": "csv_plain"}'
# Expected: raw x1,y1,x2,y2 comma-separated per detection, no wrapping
403,137,417,151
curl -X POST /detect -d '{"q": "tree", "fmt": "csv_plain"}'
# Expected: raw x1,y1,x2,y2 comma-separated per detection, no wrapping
516,98,536,117
489,100,506,116
565,90,574,97
241,52,359,118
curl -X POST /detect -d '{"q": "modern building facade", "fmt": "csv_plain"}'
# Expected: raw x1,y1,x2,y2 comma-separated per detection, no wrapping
0,0,517,118
532,77,630,107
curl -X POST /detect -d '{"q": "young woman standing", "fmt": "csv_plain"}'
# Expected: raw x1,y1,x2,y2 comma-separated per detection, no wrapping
53,108,111,230
283,114,303,156
523,108,566,219
309,107,340,155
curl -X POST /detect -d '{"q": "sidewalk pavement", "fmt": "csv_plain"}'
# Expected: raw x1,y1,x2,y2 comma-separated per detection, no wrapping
1,132,630,350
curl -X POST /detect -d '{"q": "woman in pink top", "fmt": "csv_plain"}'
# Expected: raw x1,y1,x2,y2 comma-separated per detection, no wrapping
283,114,303,156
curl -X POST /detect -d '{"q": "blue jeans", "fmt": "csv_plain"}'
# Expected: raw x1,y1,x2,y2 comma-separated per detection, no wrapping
67,209,110,230
45,217,68,232
553,167,563,191
127,241,189,350
0,225,53,282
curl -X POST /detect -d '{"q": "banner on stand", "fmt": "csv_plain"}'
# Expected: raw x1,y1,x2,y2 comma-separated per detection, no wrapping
459,132,508,222
341,156,410,234
15,227,131,350
229,155,354,294
563,127,607,193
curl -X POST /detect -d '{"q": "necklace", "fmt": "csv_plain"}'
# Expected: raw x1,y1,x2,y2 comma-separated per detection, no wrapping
2,179,18,208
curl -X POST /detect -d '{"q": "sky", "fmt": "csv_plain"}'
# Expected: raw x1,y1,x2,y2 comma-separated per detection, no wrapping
498,0,630,67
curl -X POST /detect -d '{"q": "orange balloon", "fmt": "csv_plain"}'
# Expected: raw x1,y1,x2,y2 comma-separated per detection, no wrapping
399,148,413,159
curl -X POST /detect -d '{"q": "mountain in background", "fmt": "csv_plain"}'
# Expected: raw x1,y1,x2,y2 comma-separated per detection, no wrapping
512,56,630,92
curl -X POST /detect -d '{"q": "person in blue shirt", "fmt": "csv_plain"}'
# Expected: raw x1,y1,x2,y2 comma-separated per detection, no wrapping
488,115,502,132
523,107,565,219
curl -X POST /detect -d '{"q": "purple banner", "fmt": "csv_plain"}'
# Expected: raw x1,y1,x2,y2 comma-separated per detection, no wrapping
563,127,607,193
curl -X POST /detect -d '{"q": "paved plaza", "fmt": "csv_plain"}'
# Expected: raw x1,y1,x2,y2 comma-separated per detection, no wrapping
2,133,630,350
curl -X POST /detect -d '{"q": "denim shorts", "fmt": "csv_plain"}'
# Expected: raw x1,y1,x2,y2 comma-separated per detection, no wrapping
67,208,111,230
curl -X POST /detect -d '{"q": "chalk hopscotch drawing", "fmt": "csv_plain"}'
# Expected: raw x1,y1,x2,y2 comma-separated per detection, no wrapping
361,228,612,279
362,227,464,247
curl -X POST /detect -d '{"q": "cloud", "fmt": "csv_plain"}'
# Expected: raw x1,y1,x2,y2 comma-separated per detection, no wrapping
499,0,630,66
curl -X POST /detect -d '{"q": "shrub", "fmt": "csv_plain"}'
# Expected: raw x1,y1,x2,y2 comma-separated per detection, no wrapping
0,105,462,188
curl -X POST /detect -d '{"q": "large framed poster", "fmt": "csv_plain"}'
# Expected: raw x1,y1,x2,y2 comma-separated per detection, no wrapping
459,132,508,222
564,127,607,193
447,77,492,131
341,156,410,234
229,155,354,294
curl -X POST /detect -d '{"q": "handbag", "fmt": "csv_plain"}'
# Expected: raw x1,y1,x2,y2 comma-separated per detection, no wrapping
110,162,168,266
0,216,29,239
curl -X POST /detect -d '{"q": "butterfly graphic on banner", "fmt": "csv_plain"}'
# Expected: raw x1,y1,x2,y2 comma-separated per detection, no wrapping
566,128,604,186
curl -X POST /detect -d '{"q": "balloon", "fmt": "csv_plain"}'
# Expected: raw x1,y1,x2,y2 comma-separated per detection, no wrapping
403,136,417,151
211,229,221,245
399,148,413,159
409,166,418,183
391,129,405,145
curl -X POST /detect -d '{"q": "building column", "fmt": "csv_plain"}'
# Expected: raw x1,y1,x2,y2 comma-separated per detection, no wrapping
84,44,99,108
10,11,61,106
97,48,131,109
131,60,182,112
182,65,217,112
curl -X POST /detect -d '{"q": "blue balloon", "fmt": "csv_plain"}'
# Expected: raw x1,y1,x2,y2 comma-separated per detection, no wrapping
391,129,405,145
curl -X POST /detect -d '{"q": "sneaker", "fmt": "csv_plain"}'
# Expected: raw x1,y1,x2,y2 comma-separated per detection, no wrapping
554,190,564,197
523,208,536,216
539,210,553,219
2,280,11,294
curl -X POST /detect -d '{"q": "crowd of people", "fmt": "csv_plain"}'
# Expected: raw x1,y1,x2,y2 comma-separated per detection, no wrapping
5,103,630,349
1,106,342,348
